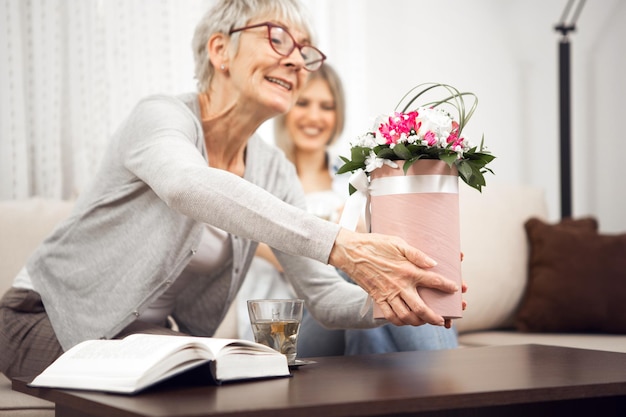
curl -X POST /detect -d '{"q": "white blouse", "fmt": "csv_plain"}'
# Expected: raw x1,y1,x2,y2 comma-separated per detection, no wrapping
136,224,231,325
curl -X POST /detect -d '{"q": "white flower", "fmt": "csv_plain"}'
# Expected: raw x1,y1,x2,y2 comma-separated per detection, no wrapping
417,107,453,138
372,115,391,145
383,159,399,169
373,131,388,146
351,133,377,148
364,151,385,172
364,151,399,172
406,133,419,144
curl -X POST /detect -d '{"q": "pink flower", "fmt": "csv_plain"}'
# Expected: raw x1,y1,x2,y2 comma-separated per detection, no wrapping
377,120,398,145
446,122,466,150
424,131,437,146
376,111,419,145
398,111,419,133
446,132,459,145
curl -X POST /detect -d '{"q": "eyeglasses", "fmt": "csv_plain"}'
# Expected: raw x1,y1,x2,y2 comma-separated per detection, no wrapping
229,22,326,72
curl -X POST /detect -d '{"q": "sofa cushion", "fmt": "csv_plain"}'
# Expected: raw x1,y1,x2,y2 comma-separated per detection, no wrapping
458,330,626,353
454,183,548,334
0,374,53,416
0,198,74,295
515,217,626,333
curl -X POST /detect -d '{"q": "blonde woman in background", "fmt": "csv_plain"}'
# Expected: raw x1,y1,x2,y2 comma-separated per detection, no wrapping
238,63,458,355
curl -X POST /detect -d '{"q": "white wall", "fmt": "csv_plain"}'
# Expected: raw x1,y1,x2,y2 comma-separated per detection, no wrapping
3,0,623,232
297,0,626,233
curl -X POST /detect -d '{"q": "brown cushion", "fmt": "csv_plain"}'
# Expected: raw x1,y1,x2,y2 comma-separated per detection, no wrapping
515,217,626,333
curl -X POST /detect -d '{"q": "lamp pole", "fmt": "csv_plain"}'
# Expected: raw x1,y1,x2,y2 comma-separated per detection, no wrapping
554,0,585,219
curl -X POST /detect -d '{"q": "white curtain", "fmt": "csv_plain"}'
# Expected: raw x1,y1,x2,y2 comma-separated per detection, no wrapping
0,0,341,201
0,0,211,199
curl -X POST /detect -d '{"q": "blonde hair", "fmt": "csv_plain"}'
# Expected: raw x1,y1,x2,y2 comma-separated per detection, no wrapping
274,63,346,164
191,0,315,92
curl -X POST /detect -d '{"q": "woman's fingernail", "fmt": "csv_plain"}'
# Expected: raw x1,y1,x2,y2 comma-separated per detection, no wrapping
425,257,437,267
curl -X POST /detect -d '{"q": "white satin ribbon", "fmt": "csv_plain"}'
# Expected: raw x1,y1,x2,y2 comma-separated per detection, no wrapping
338,170,458,318
339,171,458,231
338,170,374,318
370,174,459,196
339,170,371,232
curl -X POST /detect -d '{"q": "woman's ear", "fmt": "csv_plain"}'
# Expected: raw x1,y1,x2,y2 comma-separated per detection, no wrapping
207,32,229,71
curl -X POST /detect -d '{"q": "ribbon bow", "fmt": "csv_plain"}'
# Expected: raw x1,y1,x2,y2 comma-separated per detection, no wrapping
338,169,375,317
339,169,371,232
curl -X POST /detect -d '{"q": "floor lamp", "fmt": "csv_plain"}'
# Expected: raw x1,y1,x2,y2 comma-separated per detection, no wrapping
554,0,586,219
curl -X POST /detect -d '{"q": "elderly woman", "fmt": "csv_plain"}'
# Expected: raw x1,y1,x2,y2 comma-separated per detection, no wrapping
0,0,459,378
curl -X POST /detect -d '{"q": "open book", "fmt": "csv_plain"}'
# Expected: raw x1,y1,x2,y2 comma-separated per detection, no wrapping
29,333,290,394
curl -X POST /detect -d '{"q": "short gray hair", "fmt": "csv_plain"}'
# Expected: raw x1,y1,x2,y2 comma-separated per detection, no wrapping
192,0,315,92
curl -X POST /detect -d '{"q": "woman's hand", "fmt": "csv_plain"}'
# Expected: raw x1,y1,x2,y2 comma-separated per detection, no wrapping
328,228,460,327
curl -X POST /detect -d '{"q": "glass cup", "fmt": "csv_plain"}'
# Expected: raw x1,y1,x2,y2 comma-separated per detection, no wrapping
247,299,304,365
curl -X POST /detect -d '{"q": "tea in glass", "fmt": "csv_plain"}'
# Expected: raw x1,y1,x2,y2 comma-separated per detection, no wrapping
247,299,304,365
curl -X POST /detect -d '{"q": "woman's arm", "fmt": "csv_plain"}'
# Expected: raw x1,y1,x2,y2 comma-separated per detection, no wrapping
122,96,458,327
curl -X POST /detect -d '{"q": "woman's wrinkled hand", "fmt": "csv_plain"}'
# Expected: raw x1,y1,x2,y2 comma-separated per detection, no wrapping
328,228,459,327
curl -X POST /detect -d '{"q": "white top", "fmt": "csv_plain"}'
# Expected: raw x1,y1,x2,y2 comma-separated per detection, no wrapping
139,224,232,325
237,160,349,340
305,190,345,222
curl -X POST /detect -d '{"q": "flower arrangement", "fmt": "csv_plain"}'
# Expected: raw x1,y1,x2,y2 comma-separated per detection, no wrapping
337,83,495,191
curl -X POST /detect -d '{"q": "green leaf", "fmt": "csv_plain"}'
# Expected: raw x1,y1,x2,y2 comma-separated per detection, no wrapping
337,160,363,175
439,153,457,166
392,143,412,160
402,160,415,174
376,148,396,159
457,161,473,183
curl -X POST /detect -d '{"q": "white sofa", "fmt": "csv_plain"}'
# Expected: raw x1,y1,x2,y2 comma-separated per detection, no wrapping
0,199,72,417
453,184,626,352
2,185,625,415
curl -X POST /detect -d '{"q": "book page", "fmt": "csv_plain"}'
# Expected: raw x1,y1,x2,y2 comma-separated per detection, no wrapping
175,336,281,358
30,335,212,390
29,334,289,392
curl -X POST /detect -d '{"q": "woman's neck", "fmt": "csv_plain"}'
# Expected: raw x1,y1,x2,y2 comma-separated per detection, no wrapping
294,148,333,193
198,92,262,175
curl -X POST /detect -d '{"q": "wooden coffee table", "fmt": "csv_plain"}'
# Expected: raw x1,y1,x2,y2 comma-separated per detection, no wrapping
13,344,626,417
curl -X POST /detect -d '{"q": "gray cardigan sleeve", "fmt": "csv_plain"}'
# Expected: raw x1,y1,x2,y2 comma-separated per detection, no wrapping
120,95,341,264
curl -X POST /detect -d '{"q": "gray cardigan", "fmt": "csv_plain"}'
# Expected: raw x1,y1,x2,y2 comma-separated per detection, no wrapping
28,93,377,350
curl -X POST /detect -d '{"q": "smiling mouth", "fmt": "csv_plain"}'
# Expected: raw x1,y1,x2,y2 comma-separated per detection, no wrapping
302,126,322,136
266,77,292,91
